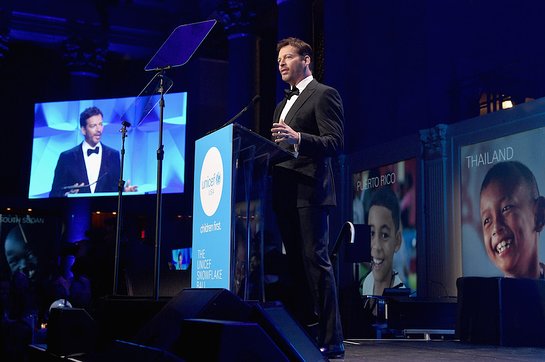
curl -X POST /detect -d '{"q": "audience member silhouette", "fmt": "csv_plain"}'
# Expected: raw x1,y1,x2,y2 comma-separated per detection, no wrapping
1,271,37,362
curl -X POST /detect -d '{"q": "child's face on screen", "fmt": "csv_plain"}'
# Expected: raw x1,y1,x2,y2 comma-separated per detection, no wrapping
480,178,539,278
368,205,401,283
5,229,38,279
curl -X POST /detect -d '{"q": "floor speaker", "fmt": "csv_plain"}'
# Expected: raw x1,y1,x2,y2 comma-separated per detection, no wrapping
177,319,290,362
135,288,252,352
136,289,326,361
95,296,169,345
248,301,326,362
456,276,545,347
47,307,97,356
105,340,185,362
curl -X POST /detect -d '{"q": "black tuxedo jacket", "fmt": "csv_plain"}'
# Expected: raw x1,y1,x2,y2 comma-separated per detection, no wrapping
49,142,121,197
272,79,344,208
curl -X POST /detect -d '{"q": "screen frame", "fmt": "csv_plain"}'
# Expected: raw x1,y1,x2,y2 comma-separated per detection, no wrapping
451,103,545,279
29,92,187,199
347,133,422,294
170,247,192,271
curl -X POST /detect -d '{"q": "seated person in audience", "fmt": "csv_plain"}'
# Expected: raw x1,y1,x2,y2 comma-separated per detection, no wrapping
479,160,545,279
1,271,36,361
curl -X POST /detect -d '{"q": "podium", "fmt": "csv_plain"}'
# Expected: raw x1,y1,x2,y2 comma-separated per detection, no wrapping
191,123,295,301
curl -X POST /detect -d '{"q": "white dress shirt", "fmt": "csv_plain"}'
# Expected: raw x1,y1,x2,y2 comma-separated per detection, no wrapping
279,75,314,154
279,75,314,122
82,142,102,193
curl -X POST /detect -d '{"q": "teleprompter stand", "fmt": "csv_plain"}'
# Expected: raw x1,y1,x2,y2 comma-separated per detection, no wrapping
145,19,216,301
111,19,216,300
112,73,174,297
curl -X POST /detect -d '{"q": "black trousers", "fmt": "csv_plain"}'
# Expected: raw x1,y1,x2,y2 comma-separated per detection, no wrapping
274,204,344,347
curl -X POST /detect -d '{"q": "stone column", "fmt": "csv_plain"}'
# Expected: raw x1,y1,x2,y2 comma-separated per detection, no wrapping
0,2,11,65
275,0,314,98
419,124,454,297
0,33,8,65
61,22,109,244
63,21,108,99
217,0,259,129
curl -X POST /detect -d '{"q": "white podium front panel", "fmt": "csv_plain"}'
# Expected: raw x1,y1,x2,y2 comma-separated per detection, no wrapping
191,124,233,289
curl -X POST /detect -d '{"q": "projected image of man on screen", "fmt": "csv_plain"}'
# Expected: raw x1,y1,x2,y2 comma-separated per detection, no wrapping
479,160,545,279
49,106,138,197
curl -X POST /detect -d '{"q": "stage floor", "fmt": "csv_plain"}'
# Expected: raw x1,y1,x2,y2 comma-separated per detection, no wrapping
28,339,545,361
342,339,545,361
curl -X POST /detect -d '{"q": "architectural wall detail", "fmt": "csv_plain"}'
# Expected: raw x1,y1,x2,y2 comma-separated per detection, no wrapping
216,0,257,39
63,28,108,78
419,124,450,297
420,124,447,160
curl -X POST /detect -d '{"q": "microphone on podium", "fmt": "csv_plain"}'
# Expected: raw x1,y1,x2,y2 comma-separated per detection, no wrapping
221,95,261,128
61,172,109,190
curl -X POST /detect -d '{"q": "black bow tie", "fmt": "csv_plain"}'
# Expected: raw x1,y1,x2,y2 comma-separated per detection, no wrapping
284,87,300,100
87,147,99,156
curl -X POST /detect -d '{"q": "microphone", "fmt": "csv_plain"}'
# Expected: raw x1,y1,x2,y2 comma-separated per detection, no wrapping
62,172,109,190
221,95,260,128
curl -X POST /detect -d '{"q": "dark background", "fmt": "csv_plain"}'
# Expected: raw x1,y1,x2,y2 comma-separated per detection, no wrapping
2,0,545,298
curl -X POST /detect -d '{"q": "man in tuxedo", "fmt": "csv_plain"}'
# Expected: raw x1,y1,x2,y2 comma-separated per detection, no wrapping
49,106,137,197
270,37,345,359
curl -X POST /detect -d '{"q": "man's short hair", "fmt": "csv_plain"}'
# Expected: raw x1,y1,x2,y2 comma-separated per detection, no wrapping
80,106,103,128
276,37,313,60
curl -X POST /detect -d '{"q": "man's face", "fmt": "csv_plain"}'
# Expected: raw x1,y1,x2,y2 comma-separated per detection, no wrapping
480,178,538,277
81,114,103,147
277,45,309,86
368,205,401,283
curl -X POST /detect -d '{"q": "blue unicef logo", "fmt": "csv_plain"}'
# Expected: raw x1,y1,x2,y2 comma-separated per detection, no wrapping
200,147,223,216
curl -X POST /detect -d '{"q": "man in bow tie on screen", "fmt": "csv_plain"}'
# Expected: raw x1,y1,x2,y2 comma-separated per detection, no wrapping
49,106,138,197
270,37,345,359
